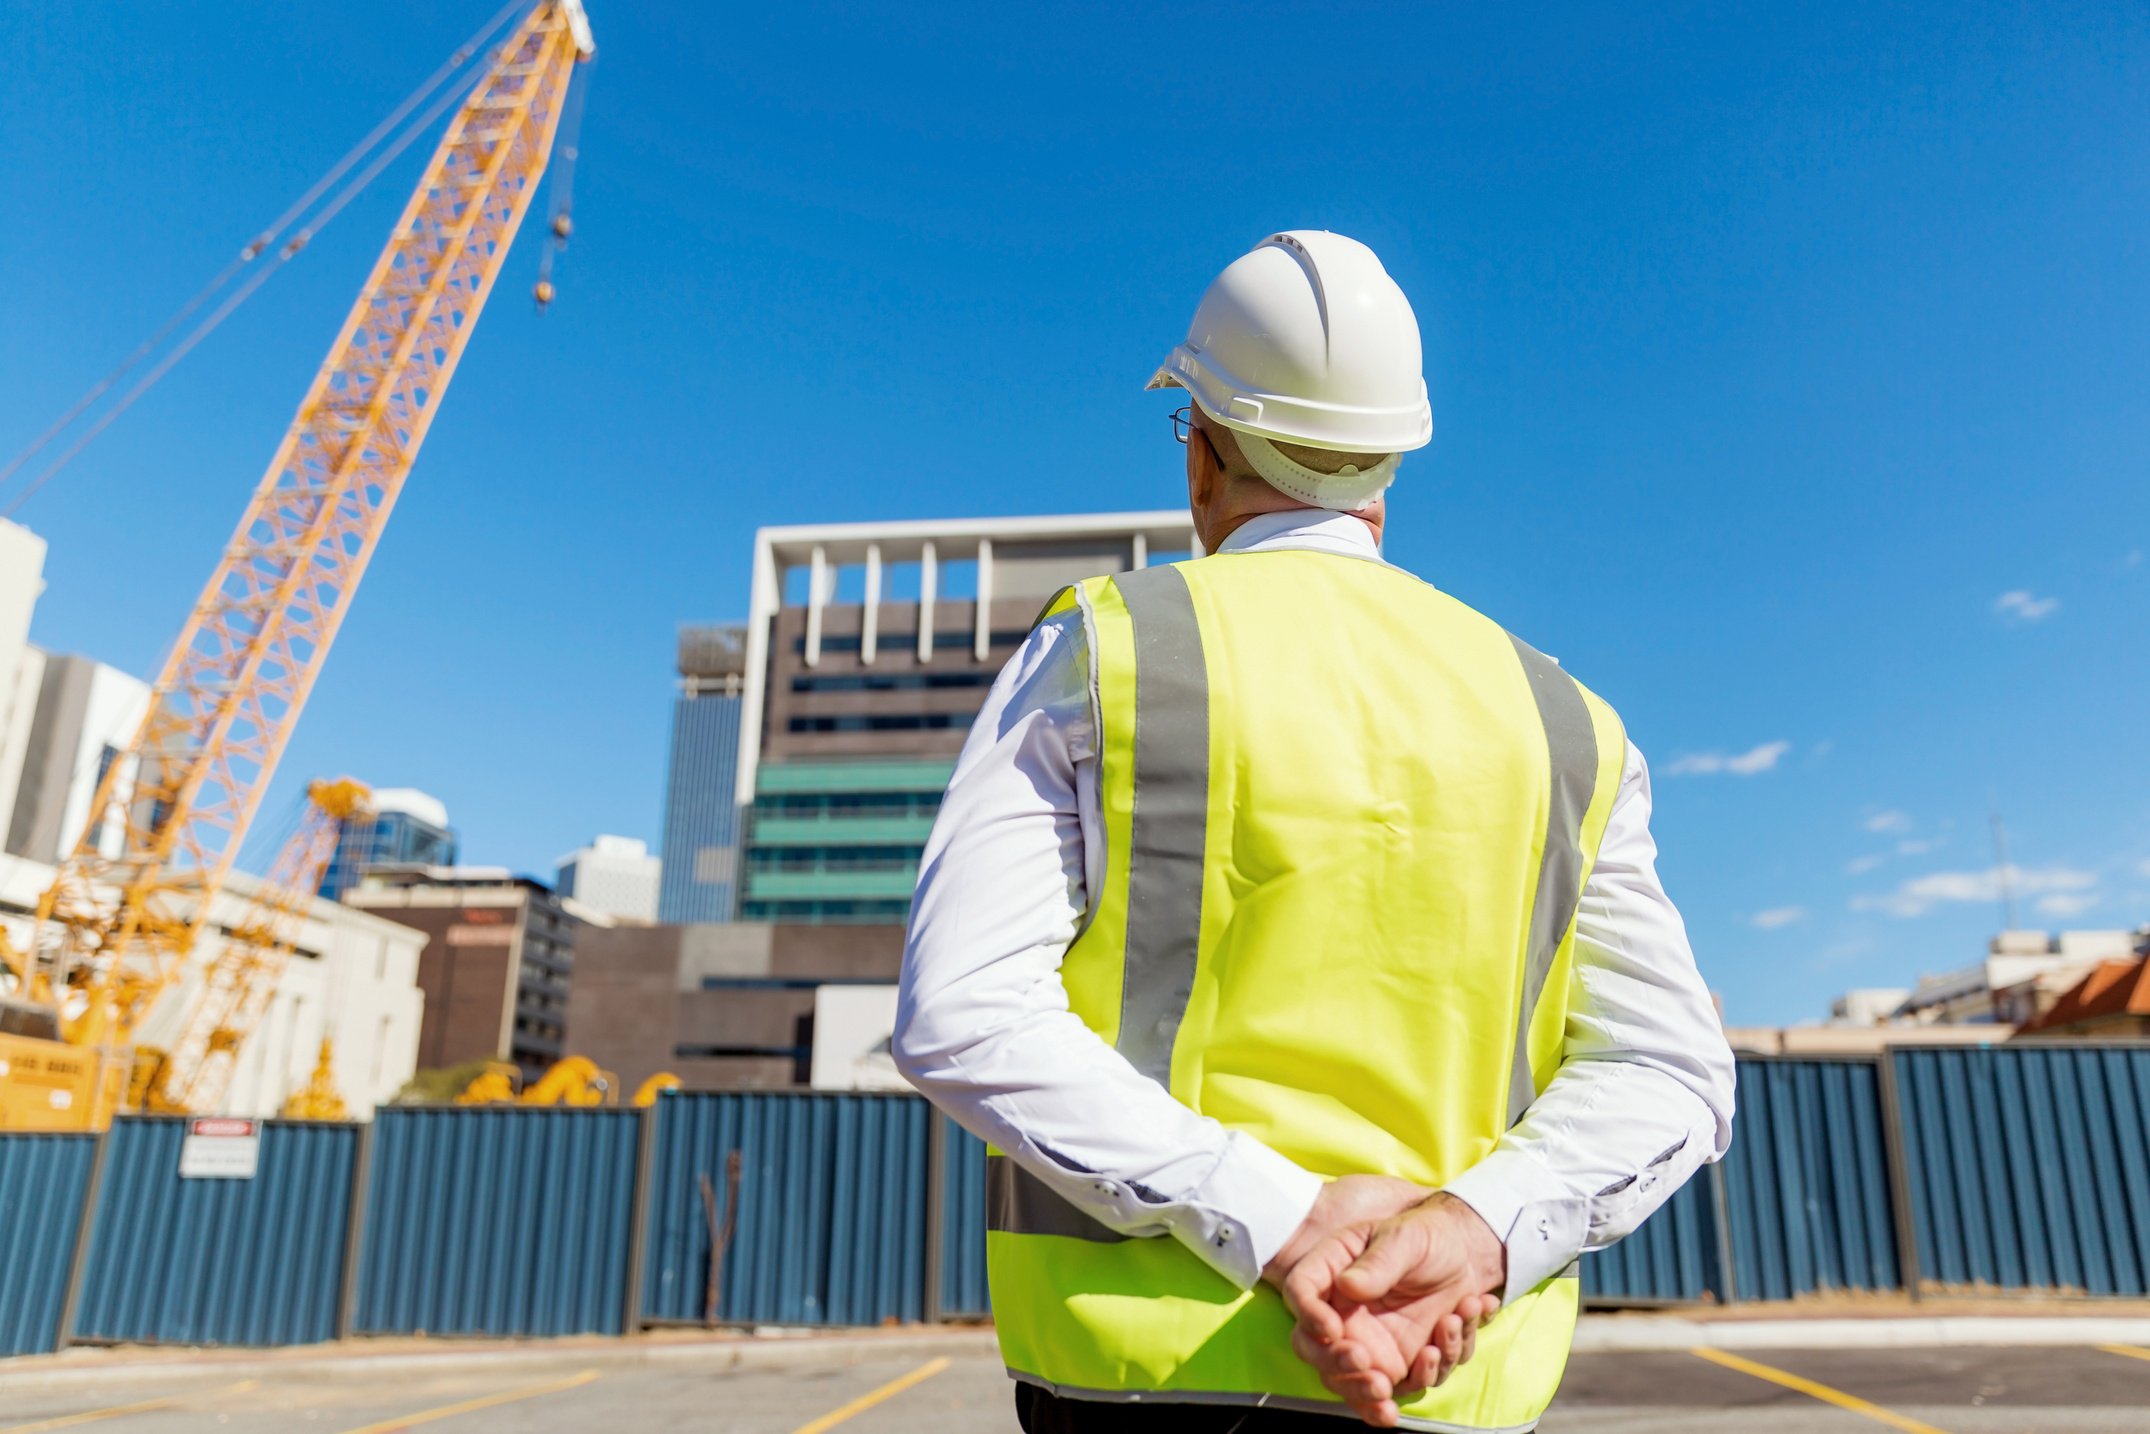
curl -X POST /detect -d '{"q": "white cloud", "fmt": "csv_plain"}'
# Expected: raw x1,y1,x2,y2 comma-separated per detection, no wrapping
1897,837,1944,856
1665,741,1792,777
2139,858,2150,879
1864,810,1914,835
1852,864,2096,918
1994,589,2060,622
1751,906,1807,930
1845,854,1889,876
2036,892,2100,919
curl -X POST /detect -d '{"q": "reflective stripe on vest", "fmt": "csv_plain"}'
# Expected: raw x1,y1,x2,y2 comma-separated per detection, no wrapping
989,551,1626,1433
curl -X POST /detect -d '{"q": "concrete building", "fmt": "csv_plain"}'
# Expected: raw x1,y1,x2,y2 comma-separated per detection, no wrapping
1890,929,2138,1028
0,851,426,1118
556,834,660,923
2016,956,2150,1039
1812,929,2142,1039
345,866,610,1082
318,789,457,900
2,653,150,865
658,624,746,924
566,922,903,1092
727,513,1195,924
0,520,48,840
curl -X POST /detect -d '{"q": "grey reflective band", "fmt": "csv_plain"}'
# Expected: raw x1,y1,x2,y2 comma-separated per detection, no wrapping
1008,1372,1544,1434
1112,565,1209,1090
1504,635,1599,1125
988,1156,1127,1243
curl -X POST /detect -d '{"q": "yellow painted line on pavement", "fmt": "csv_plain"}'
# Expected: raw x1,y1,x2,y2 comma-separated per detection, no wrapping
789,1356,952,1434
2098,1344,2150,1364
334,1368,600,1433
1691,1347,1951,1434
0,1378,261,1433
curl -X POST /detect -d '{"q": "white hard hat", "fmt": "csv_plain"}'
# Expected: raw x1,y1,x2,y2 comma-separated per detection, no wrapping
1149,231,1432,482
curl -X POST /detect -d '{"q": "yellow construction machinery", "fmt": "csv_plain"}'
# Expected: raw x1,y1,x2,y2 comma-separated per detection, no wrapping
456,1057,682,1108
282,1038,351,1121
0,1,595,1130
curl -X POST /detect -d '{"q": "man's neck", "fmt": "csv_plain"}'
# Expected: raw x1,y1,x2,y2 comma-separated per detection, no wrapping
1206,504,1382,552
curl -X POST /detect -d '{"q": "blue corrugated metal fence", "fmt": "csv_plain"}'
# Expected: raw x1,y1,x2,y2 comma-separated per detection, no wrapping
934,1116,991,1319
1894,1045,2150,1297
72,1118,356,1347
1722,1056,1901,1301
18,1045,2150,1362
353,1106,640,1337
642,1092,931,1326
1579,1164,1728,1304
0,1134,97,1356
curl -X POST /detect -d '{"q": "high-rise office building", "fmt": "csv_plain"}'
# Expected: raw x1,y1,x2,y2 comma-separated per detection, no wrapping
557,834,661,923
716,514,1195,924
318,788,458,901
657,624,746,923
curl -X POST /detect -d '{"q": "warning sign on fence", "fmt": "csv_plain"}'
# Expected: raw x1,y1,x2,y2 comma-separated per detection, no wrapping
179,1117,261,1179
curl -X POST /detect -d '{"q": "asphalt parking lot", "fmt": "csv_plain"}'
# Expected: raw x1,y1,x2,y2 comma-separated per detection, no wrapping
4,1341,2148,1433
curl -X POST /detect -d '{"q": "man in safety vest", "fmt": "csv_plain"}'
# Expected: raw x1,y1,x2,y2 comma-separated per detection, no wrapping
896,231,1736,1431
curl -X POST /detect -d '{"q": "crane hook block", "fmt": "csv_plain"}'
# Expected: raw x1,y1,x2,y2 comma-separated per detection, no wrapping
551,213,573,240
534,279,556,310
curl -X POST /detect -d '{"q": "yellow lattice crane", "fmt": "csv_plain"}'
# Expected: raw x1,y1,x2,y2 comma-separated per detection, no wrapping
0,1,595,1131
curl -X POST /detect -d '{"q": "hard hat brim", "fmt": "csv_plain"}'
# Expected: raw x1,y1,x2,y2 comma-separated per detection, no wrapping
1147,344,1431,454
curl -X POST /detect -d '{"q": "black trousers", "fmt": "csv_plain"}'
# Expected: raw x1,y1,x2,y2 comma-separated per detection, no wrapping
1014,1383,1367,1432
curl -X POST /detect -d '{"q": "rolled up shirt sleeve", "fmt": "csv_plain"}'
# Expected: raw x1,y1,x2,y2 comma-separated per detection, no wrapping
1440,742,1738,1301
894,614,1323,1291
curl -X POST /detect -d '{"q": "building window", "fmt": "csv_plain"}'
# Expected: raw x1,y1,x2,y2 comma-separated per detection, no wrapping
788,671,996,693
787,712,968,733
746,846,922,874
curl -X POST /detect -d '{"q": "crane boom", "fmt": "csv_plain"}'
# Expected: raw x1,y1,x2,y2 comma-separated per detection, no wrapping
1,2,591,1068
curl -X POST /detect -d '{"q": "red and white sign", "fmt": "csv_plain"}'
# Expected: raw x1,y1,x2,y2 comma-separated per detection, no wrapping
179,1117,261,1179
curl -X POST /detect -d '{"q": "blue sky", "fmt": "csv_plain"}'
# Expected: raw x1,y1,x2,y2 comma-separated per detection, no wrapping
4,1,2145,1025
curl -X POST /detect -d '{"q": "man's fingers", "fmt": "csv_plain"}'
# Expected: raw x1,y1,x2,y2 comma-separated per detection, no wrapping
1281,1241,1351,1343
1316,1354,1393,1406
1354,1396,1404,1429
1292,1323,1370,1375
1335,1219,1428,1304
1397,1343,1442,1396
1432,1312,1463,1386
1457,1316,1478,1371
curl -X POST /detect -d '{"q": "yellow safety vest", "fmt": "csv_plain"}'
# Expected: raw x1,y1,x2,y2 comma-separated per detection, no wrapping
988,549,1627,1433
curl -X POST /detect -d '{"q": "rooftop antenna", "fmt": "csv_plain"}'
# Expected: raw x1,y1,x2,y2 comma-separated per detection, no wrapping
1989,798,2019,931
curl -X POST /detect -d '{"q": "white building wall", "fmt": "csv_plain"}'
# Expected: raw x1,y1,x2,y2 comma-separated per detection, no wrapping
556,834,661,923
56,662,151,860
0,521,48,837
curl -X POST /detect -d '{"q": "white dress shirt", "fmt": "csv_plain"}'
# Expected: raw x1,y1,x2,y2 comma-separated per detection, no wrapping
894,509,1737,1301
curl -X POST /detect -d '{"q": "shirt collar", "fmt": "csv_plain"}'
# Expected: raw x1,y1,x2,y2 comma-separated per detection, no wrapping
1213,508,1386,563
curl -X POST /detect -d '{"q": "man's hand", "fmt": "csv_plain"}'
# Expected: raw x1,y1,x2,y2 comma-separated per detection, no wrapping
1261,1175,1434,1290
1278,1193,1508,1428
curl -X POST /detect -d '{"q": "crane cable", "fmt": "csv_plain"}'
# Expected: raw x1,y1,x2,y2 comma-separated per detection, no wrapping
0,0,531,512
533,61,591,313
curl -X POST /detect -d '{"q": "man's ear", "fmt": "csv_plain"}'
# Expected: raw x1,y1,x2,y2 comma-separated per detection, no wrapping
1187,426,1219,510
